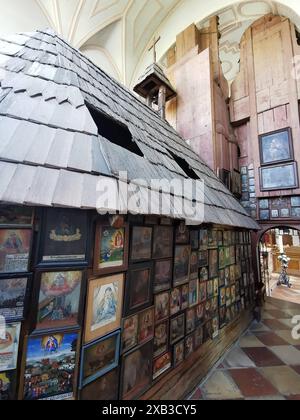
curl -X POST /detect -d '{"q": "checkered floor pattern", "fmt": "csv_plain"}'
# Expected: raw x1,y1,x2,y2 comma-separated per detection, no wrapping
189,298,300,400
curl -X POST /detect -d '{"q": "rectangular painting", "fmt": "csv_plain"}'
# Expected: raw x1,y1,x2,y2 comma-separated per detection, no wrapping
173,245,191,287
154,321,168,358
190,251,198,279
0,229,31,274
198,250,208,268
80,331,120,388
40,209,88,264
0,277,28,321
130,227,152,262
180,284,189,311
208,230,218,249
0,323,20,372
209,249,218,279
173,340,185,368
94,223,129,275
259,128,293,165
170,313,185,345
175,222,189,244
37,271,83,331
153,259,172,293
189,279,198,308
170,288,181,316
186,308,196,334
121,340,153,400
0,206,33,226
23,332,78,400
121,314,138,354
185,334,194,358
153,352,171,380
124,264,153,317
0,371,16,400
152,226,173,259
85,273,124,343
199,229,208,250
138,307,154,345
260,163,298,191
80,368,119,401
190,230,199,250
154,292,169,324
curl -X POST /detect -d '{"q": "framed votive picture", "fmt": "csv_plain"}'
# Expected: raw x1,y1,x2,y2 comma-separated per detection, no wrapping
130,227,152,262
153,352,172,380
259,128,293,166
80,368,119,401
152,226,173,259
85,273,124,343
94,223,129,275
124,264,153,317
0,276,29,322
121,314,138,354
173,245,191,287
138,307,154,345
0,323,21,372
260,163,298,191
154,321,168,358
173,340,185,367
0,229,32,274
170,313,185,345
153,259,172,293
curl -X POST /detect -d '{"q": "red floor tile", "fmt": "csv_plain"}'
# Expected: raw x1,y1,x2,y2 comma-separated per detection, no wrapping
291,366,300,375
190,388,203,400
254,332,289,347
242,347,285,367
262,319,291,331
229,368,278,398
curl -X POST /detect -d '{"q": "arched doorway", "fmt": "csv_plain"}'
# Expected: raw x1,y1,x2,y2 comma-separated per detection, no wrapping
258,226,300,304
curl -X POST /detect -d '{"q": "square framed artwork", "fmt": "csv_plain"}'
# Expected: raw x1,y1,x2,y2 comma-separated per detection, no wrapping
80,331,120,388
120,340,153,400
173,245,191,287
35,270,85,333
0,323,21,372
152,226,173,259
153,352,172,380
0,275,31,322
85,273,124,343
93,222,129,276
23,331,79,400
154,321,169,358
80,368,119,401
259,163,298,191
130,226,153,262
154,292,170,324
280,208,290,218
291,207,300,218
153,259,172,294
173,340,185,368
0,228,32,274
259,210,270,221
38,209,89,266
259,128,293,166
271,209,279,218
121,314,138,354
138,307,154,345
170,313,185,345
124,263,153,318
291,196,300,207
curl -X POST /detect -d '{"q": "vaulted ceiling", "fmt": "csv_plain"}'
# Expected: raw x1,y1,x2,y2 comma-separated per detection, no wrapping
0,0,300,88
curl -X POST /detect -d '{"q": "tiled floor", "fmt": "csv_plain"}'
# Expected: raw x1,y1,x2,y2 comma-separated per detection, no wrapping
268,275,300,305
189,298,300,400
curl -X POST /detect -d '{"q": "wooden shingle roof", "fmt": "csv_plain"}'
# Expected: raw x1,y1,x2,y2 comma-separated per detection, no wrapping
0,29,259,229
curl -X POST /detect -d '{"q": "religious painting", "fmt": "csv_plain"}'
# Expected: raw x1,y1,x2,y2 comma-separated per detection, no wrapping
219,307,227,329
206,280,214,300
208,230,218,249
0,323,20,372
121,341,153,400
195,303,205,325
198,250,208,268
204,300,212,322
230,266,236,284
124,264,153,317
0,276,28,321
291,207,300,218
203,321,212,342
260,163,298,191
153,352,172,380
190,251,198,279
121,315,138,354
36,270,83,331
153,259,172,293
0,206,33,226
226,287,231,307
154,292,169,324
230,246,236,265
170,288,181,316
224,267,230,286
218,247,225,269
185,335,194,358
199,267,208,283
94,223,129,275
219,270,225,288
190,230,199,250
85,273,124,343
231,285,236,304
80,368,119,401
199,229,208,250
271,209,279,218
186,308,196,334
259,128,293,166
0,229,31,274
152,226,173,259
0,371,16,401
209,249,218,279
173,340,184,368
40,209,88,264
213,278,219,298
180,284,189,311
130,227,153,262
199,282,207,303
212,317,219,340
138,307,154,345
173,245,191,287
175,222,189,244
154,321,168,358
219,287,226,307
80,331,120,388
280,208,290,218
291,196,300,207
189,279,198,308
170,313,185,345
260,210,269,220
259,199,269,209
224,247,231,267
23,332,78,400
194,326,203,349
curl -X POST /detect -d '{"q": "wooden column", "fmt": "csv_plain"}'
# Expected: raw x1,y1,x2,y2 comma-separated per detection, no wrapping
158,84,167,119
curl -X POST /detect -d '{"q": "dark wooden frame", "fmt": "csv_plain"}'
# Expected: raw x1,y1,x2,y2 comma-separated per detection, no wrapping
259,127,294,166
259,162,299,191
129,226,153,263
0,273,32,323
152,225,174,259
153,258,173,293
93,221,129,276
170,312,185,345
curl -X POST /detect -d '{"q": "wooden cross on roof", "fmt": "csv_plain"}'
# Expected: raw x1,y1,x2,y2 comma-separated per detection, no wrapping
148,36,161,63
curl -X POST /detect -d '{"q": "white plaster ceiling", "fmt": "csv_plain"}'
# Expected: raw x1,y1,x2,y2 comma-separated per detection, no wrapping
0,0,299,86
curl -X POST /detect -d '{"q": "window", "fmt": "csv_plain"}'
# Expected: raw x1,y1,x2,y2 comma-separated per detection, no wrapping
87,104,143,157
